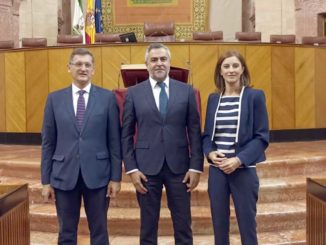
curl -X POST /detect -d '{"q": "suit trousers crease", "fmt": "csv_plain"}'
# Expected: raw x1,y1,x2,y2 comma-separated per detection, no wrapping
136,162,193,245
54,172,110,245
208,166,259,245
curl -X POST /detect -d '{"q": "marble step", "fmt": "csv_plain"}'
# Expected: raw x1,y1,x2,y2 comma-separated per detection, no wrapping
31,229,306,245
257,140,326,179
1,143,326,182
1,156,325,184
29,200,306,236
1,174,322,207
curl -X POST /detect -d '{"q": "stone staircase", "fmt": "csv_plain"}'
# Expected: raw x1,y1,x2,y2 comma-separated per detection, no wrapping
1,141,326,244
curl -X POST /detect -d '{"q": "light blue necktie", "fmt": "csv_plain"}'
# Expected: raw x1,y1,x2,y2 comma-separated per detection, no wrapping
158,82,168,119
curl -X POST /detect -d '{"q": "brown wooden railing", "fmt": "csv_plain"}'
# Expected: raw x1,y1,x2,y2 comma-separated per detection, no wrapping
0,184,30,245
306,178,326,245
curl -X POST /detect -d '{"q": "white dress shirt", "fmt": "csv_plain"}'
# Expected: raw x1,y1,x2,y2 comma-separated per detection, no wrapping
72,83,91,115
149,76,169,110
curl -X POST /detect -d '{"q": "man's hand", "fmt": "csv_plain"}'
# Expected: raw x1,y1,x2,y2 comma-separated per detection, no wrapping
182,171,201,192
42,184,55,203
107,181,121,198
218,157,241,174
129,171,148,194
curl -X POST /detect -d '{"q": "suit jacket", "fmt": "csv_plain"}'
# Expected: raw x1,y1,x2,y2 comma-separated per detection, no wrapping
41,85,122,191
202,87,269,167
121,79,203,175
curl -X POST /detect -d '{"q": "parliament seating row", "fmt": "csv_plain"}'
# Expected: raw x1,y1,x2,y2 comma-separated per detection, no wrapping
1,33,326,49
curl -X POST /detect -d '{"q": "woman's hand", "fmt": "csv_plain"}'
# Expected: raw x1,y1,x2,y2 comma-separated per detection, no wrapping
219,157,241,174
208,151,226,166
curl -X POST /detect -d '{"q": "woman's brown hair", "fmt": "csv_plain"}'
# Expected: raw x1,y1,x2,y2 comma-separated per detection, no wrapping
214,50,251,92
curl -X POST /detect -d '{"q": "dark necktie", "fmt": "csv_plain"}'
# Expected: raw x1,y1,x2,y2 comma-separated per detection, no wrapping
158,82,168,119
76,90,86,130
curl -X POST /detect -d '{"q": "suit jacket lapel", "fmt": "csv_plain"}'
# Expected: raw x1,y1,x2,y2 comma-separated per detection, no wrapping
64,86,79,132
167,79,177,116
143,80,161,118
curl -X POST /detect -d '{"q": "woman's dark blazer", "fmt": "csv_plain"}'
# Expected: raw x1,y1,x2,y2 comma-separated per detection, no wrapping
202,87,269,167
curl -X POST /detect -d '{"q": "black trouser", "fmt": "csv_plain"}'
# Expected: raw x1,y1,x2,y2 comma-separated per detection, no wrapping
137,163,193,245
54,173,109,245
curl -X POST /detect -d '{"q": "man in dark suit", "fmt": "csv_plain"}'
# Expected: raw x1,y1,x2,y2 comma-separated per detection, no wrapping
41,48,121,245
121,43,203,245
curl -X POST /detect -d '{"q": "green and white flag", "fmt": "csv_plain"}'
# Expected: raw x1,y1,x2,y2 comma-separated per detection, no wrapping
72,0,85,42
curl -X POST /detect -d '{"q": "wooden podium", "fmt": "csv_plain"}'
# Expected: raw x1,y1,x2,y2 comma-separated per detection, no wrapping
0,184,30,245
306,178,326,245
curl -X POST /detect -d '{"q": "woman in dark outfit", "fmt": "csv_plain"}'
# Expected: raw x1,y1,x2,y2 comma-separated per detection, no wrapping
202,50,269,245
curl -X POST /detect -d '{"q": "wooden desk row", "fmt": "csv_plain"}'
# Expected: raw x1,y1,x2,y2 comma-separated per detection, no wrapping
0,42,326,133
306,178,326,245
0,184,29,245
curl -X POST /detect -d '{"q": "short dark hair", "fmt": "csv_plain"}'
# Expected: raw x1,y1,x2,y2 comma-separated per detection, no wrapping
145,43,171,62
214,50,251,92
69,48,95,64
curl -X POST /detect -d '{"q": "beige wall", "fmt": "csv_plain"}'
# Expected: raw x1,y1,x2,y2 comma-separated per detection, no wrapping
19,0,58,46
256,0,295,42
0,0,20,47
19,0,241,44
3,1,326,47
209,0,242,41
295,0,326,42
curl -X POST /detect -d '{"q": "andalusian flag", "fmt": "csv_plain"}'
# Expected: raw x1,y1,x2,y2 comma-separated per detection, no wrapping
95,0,103,33
72,0,85,43
85,0,96,44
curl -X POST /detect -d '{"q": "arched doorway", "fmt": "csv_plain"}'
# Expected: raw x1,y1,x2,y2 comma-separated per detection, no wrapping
317,12,326,36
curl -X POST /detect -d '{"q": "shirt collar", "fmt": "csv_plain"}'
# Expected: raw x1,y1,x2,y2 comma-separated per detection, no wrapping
72,82,91,94
149,76,170,89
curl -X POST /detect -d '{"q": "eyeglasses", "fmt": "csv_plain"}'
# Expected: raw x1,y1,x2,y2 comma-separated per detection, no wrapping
70,62,93,69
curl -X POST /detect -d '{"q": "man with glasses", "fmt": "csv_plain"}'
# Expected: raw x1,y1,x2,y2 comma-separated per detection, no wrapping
41,48,121,245
122,43,203,244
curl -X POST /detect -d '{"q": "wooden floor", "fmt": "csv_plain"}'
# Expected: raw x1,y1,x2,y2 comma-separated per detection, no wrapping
1,140,326,244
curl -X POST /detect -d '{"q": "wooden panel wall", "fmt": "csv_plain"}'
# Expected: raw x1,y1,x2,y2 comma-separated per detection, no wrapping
0,53,5,131
102,46,130,90
246,45,272,127
48,48,72,92
130,45,147,64
0,44,326,133
167,44,190,69
88,47,103,87
25,50,49,132
189,44,218,129
271,46,295,129
5,52,26,132
219,44,245,57
295,47,315,129
315,48,326,128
